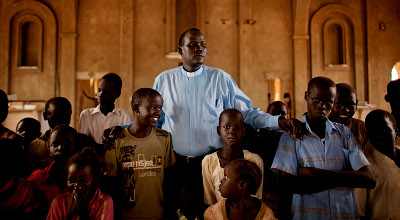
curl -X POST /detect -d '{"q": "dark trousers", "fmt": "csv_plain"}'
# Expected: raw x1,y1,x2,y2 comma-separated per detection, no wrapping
172,152,206,220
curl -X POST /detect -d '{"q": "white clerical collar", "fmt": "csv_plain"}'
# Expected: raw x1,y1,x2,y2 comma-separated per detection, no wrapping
181,66,203,77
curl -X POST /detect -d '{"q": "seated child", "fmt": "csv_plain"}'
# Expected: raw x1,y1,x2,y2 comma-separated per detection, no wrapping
267,101,287,119
328,83,367,149
47,147,114,220
0,89,23,143
28,97,97,174
28,125,80,207
0,139,41,219
79,73,133,144
271,76,375,219
16,117,41,145
202,108,264,205
204,159,276,220
355,110,400,219
104,88,175,219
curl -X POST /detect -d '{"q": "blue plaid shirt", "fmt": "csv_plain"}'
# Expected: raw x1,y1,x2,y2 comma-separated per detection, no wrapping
272,114,370,220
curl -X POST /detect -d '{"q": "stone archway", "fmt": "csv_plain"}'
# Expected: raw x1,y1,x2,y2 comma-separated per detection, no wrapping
0,0,57,100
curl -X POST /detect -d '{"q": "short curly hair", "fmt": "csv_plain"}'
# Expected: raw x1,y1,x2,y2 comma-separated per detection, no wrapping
66,147,102,178
225,159,262,195
131,88,161,112
178,28,201,47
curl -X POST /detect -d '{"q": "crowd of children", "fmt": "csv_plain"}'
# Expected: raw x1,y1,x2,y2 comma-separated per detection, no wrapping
1,71,400,220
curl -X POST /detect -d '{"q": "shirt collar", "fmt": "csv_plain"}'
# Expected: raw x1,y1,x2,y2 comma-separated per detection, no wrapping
302,113,337,135
92,105,118,116
180,66,203,77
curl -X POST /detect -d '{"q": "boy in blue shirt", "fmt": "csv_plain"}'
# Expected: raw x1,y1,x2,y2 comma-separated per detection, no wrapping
272,77,375,219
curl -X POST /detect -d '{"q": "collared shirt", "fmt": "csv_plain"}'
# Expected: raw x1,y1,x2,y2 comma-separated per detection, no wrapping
355,141,400,219
47,189,114,220
145,65,280,156
271,114,370,220
79,105,133,144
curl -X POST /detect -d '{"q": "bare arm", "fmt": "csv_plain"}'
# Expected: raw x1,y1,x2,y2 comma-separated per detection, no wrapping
279,166,375,194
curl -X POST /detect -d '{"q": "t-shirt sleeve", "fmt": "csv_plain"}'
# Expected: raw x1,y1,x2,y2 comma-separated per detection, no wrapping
202,155,217,205
346,128,370,170
271,132,298,176
78,110,89,135
164,132,176,168
104,148,119,176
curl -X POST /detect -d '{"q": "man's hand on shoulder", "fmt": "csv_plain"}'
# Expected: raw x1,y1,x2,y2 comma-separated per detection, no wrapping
278,117,309,140
102,126,125,149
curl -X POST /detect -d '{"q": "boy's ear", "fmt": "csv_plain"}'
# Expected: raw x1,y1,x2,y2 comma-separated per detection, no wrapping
132,104,140,114
178,46,183,55
116,90,121,99
385,94,391,102
217,126,221,136
304,91,308,101
238,181,248,191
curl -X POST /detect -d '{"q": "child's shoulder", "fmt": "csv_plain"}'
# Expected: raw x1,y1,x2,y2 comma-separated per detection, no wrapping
202,151,219,164
154,128,171,138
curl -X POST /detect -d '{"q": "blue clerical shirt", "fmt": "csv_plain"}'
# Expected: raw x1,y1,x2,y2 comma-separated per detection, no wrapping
125,65,280,156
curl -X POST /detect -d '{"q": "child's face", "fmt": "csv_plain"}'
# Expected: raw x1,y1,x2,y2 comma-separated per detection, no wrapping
135,94,163,127
368,116,397,157
219,166,240,198
45,103,71,129
49,130,77,159
67,163,96,199
329,92,357,125
305,85,336,122
16,120,40,143
97,79,120,108
218,113,245,146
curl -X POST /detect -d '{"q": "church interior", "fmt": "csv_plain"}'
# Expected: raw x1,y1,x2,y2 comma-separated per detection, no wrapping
1,0,400,131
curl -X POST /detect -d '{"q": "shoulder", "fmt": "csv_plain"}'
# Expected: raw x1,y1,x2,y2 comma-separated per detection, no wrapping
114,108,132,117
80,107,96,115
259,202,277,219
27,168,45,182
203,66,232,78
331,121,352,135
243,150,263,162
204,199,226,219
156,67,181,79
202,152,218,166
154,128,170,138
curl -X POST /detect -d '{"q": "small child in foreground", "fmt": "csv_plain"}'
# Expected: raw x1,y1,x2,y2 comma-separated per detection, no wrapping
204,159,276,220
104,88,175,219
202,108,264,206
47,148,114,220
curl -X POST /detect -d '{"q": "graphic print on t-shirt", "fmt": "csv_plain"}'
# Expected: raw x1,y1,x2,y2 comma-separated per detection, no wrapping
119,145,163,206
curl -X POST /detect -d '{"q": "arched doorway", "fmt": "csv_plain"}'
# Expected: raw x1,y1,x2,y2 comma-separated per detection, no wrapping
391,61,400,81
